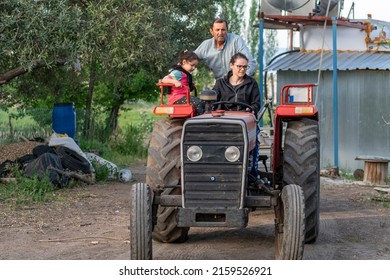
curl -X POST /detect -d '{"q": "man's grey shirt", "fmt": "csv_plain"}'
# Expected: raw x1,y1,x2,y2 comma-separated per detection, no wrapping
194,33,257,79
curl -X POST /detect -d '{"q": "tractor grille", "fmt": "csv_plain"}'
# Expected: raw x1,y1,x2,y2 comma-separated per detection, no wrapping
182,121,246,209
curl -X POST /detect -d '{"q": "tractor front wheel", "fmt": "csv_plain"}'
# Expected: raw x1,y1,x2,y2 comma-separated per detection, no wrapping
130,183,153,260
275,184,305,260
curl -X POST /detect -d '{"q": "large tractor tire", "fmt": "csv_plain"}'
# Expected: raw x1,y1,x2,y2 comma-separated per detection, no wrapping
146,118,189,243
274,184,305,260
130,183,153,260
283,118,320,244
152,187,189,243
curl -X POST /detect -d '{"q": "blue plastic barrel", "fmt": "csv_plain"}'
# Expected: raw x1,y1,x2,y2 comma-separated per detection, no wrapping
52,103,76,138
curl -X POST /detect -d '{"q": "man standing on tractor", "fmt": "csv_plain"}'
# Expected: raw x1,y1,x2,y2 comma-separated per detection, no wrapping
194,18,256,80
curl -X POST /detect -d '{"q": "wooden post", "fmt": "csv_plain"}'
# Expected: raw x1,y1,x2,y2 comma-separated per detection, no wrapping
355,156,390,185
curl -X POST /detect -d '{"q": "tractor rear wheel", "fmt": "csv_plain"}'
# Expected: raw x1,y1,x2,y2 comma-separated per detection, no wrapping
130,183,153,260
274,184,305,260
283,118,320,243
152,187,189,243
146,118,189,243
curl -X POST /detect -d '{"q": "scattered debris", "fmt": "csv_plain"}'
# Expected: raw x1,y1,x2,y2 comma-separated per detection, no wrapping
0,134,130,186
0,141,42,163
320,168,340,178
353,168,364,180
48,166,95,185
374,187,390,194
0,178,16,183
38,236,124,242
119,168,132,182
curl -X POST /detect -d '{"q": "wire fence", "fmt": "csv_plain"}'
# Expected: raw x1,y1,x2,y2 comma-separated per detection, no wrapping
0,108,113,145
0,108,50,143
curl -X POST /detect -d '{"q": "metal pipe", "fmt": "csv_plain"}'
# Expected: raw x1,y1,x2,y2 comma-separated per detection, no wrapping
262,49,300,133
332,16,339,169
259,18,264,127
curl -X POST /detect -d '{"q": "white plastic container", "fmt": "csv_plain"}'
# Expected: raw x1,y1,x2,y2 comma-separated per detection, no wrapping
119,168,132,182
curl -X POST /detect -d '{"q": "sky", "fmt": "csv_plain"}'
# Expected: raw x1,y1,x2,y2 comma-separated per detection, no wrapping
252,1,390,21
341,0,390,21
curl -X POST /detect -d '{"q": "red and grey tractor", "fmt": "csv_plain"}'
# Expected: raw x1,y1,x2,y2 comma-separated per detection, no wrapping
130,82,320,260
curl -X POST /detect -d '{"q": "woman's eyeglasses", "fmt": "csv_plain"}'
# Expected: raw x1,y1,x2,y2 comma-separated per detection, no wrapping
235,64,249,70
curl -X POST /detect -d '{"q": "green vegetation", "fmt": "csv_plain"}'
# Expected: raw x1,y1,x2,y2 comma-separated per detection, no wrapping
91,160,112,182
0,167,56,205
377,193,389,208
0,101,156,206
0,101,156,165
339,169,355,181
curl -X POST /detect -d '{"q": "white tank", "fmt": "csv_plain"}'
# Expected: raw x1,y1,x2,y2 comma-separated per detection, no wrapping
260,0,341,17
266,0,312,11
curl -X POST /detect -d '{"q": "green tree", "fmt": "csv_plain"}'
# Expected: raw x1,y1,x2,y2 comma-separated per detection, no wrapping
218,0,246,35
0,0,84,84
1,0,220,85
265,30,278,65
0,0,222,135
248,0,260,64
247,1,278,65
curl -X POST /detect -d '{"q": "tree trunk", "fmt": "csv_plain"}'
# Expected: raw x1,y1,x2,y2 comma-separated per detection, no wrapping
107,103,122,135
83,60,97,138
8,115,14,139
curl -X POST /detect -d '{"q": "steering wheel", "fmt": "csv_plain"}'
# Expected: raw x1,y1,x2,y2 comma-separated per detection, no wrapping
212,101,254,113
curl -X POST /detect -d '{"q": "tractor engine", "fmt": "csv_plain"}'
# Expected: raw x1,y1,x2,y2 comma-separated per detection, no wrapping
177,112,257,228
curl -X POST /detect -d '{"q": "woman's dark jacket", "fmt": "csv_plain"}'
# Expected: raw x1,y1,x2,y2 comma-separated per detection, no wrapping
212,71,260,115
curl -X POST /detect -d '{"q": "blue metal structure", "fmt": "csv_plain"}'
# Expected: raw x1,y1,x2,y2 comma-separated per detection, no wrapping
332,16,339,169
258,18,265,127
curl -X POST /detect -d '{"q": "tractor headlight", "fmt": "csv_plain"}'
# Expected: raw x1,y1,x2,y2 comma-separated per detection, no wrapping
225,146,240,162
187,145,203,162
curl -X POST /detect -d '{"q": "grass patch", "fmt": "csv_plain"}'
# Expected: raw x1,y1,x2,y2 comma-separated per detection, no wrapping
0,108,52,142
0,168,56,205
0,164,91,207
374,193,390,208
91,160,112,182
340,169,355,181
78,109,155,167
118,101,156,126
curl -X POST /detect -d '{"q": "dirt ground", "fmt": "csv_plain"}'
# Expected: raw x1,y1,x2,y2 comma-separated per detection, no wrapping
1,161,390,260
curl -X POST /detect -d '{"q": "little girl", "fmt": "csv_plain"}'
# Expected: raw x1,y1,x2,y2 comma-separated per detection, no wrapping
161,50,203,114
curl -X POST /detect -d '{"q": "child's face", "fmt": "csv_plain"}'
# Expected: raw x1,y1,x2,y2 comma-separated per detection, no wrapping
182,59,198,73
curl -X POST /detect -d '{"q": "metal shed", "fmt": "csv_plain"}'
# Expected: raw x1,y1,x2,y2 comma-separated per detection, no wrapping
258,0,390,174
266,51,390,173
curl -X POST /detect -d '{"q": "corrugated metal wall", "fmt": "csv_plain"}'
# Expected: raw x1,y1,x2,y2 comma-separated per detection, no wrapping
275,70,390,174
